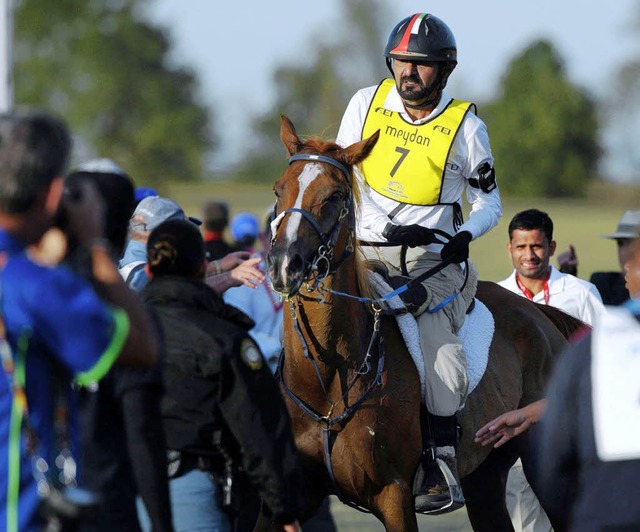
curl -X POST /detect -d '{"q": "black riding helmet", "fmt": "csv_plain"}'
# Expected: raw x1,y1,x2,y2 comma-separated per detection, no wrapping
385,13,457,65
384,13,457,107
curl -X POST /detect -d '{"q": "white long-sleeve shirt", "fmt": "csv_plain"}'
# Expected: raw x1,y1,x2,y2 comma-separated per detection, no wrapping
336,83,503,248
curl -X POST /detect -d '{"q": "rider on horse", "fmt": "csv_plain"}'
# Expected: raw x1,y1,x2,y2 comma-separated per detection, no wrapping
336,12,503,513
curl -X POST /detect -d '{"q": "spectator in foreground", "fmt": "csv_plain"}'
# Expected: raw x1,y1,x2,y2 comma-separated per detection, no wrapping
536,231,640,531
0,110,158,531
63,159,172,532
140,219,300,532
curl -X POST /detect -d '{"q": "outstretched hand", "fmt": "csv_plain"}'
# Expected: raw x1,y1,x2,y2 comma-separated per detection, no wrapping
474,400,546,448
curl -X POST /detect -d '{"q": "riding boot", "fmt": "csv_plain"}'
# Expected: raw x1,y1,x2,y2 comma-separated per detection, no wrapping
413,408,465,513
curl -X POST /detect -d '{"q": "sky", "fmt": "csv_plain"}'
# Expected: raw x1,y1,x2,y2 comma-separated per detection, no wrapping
149,1,639,176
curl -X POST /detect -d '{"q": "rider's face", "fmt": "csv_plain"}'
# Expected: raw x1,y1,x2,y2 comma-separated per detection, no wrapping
392,58,440,104
507,229,556,280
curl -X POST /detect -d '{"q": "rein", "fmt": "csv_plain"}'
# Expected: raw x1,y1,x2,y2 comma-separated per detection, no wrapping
277,299,385,511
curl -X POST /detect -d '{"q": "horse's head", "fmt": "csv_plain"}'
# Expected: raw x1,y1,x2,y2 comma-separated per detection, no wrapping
267,115,379,298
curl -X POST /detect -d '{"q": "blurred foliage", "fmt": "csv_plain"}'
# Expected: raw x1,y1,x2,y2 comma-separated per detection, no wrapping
603,0,640,181
233,0,391,183
482,40,600,197
13,0,214,187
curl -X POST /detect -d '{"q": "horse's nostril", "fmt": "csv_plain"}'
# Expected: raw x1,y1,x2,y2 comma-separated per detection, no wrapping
288,253,304,276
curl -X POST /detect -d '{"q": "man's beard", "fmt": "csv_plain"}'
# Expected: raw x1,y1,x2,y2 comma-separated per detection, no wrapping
397,75,437,103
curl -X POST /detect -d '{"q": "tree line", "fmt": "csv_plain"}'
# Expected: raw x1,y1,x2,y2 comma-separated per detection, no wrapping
13,0,640,196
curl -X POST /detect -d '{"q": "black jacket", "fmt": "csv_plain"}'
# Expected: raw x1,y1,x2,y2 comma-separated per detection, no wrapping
143,276,300,523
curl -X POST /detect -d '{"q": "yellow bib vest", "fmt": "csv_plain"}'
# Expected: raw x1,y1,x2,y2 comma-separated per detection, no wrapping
361,78,473,205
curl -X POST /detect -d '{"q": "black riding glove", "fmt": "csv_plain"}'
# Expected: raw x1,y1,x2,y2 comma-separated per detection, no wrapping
382,223,437,248
440,231,472,263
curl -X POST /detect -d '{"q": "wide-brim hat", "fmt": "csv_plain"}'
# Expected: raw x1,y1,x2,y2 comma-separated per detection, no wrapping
601,210,640,239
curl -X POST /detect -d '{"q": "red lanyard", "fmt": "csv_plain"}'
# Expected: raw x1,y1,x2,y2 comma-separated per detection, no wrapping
515,272,550,305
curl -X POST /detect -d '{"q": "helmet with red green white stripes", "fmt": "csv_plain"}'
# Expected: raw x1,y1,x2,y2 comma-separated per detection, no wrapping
384,13,457,64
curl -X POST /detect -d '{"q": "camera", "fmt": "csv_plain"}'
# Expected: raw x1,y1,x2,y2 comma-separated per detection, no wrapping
52,183,83,231
39,486,102,532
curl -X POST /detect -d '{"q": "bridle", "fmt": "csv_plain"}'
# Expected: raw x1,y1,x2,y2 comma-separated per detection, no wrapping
272,152,385,511
271,153,356,290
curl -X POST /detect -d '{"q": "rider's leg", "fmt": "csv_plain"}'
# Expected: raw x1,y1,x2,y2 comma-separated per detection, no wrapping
413,306,468,512
408,253,471,512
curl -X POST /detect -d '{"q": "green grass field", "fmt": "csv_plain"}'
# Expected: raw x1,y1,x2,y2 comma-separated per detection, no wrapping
166,181,633,283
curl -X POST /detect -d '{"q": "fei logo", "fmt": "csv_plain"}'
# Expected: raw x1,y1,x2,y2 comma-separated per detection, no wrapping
433,125,452,135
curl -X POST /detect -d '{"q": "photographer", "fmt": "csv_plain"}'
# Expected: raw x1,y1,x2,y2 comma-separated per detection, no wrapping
59,159,173,532
0,111,158,531
139,219,300,532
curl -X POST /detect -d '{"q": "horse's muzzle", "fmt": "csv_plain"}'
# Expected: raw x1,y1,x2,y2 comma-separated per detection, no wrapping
266,244,308,297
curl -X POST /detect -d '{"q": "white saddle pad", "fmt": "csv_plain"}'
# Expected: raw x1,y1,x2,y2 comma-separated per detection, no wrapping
367,271,494,402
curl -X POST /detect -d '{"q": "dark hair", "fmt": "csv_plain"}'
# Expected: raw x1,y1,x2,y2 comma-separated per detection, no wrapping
64,169,135,256
0,109,72,214
202,200,229,232
508,209,554,243
147,219,205,278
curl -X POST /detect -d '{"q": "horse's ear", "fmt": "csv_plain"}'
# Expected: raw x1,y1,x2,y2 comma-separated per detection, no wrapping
340,130,380,167
280,115,304,156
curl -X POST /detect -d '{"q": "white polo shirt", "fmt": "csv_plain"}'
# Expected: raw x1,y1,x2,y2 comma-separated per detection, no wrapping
498,265,605,326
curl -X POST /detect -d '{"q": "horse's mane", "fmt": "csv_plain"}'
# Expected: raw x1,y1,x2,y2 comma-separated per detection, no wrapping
301,136,375,301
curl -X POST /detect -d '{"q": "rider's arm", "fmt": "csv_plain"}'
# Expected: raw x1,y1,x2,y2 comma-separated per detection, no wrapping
456,116,502,240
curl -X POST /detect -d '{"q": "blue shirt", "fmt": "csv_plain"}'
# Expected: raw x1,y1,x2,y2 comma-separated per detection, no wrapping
0,230,129,532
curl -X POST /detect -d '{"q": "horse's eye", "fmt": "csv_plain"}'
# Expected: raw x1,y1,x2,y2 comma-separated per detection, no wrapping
329,191,344,202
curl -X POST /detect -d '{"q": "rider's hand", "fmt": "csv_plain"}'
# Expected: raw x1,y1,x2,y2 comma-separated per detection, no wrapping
382,223,437,248
440,231,472,263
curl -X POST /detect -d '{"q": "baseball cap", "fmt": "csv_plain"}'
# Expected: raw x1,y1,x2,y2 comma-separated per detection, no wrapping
135,186,159,203
601,210,640,239
130,196,201,232
231,212,259,241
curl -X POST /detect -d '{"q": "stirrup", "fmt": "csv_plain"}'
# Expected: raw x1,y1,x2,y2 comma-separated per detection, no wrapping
416,456,465,515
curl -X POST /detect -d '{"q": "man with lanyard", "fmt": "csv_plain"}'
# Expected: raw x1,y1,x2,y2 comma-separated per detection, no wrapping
494,208,603,532
336,12,502,512
0,110,158,531
498,209,604,325
536,233,640,530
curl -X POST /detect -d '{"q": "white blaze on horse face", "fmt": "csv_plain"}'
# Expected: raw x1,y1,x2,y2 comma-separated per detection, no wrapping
274,162,322,285
284,162,322,244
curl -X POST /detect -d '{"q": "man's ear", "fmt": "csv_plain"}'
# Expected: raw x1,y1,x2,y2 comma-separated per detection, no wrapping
549,240,557,257
145,263,153,279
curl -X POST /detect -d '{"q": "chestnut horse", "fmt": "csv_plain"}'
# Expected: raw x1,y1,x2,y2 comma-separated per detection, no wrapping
265,116,581,531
